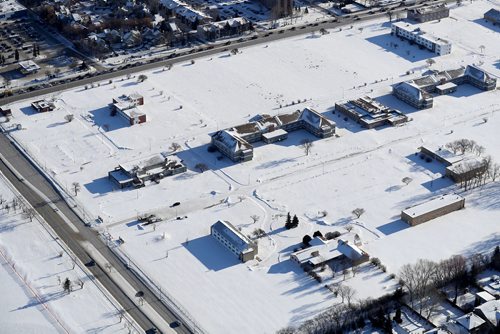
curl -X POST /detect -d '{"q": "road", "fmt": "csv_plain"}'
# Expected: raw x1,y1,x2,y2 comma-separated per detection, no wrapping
0,133,190,334
0,0,449,106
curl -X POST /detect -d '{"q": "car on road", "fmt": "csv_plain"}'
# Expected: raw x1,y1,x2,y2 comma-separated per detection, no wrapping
170,202,181,207
170,321,182,328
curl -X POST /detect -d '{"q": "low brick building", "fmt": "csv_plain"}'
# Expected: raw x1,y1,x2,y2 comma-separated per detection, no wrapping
401,194,465,226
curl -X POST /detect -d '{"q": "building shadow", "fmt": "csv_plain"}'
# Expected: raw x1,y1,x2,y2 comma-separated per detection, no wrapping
325,107,364,133
267,259,301,274
183,235,239,271
472,18,500,32
84,176,115,194
375,93,419,114
420,176,453,192
365,34,437,63
88,106,129,132
19,105,38,116
376,219,409,236
448,84,483,98
406,152,447,175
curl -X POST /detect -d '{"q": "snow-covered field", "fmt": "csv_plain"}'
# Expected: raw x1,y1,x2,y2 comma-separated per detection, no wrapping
1,0,500,332
0,175,137,333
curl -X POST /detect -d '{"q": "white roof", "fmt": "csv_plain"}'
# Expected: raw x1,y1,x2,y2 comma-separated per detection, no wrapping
456,313,485,330
476,291,495,302
262,129,287,140
436,82,457,90
475,300,500,326
291,237,365,266
420,145,464,165
402,194,464,218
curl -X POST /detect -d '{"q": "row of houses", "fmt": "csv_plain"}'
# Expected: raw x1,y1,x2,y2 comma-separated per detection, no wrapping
392,65,497,109
211,108,335,162
334,96,408,129
108,152,187,189
391,22,452,56
197,17,251,41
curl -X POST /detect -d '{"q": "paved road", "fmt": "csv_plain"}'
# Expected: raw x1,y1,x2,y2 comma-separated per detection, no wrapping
0,133,190,334
0,1,449,106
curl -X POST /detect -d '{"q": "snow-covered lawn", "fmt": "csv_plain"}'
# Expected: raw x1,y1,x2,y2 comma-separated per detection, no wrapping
1,0,499,332
0,175,136,334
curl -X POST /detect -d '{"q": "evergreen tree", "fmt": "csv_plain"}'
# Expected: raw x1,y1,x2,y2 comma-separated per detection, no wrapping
394,308,402,324
33,44,37,57
492,246,500,270
285,212,291,229
14,49,19,62
292,214,299,228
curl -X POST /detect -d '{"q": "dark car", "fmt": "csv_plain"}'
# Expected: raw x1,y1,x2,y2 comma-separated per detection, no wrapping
170,202,181,207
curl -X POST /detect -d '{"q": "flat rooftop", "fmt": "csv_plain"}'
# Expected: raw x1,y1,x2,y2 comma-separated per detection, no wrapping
402,194,464,218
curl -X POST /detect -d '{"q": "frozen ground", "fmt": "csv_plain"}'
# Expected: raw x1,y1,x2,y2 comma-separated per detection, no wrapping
1,0,499,332
0,174,137,334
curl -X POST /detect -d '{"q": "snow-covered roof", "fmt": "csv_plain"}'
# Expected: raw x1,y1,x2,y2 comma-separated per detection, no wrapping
474,299,500,326
456,313,485,330
291,237,365,266
394,81,426,100
211,220,253,254
299,108,334,130
402,194,464,218
262,129,287,140
420,145,464,165
465,65,494,83
476,291,495,302
212,130,252,153
445,158,485,175
18,60,40,72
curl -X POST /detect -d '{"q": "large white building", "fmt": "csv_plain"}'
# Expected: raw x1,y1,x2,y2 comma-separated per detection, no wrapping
391,22,452,56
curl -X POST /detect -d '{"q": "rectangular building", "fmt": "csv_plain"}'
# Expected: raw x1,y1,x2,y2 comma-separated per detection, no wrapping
334,96,408,128
211,220,257,262
18,60,40,75
0,0,26,20
391,22,451,55
111,93,146,125
408,4,449,23
401,194,465,226
31,100,56,113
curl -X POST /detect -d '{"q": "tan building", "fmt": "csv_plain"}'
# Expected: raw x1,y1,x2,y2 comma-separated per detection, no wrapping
401,194,465,226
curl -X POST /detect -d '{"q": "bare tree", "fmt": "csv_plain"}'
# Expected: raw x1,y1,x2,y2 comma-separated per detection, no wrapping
72,182,81,196
426,58,435,68
195,163,208,173
64,114,74,122
23,207,36,222
402,177,413,185
488,163,500,182
169,142,181,151
338,284,356,306
250,215,260,224
352,208,365,218
300,139,314,156
137,74,148,82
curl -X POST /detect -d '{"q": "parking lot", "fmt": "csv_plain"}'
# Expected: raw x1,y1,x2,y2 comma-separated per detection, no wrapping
0,17,82,88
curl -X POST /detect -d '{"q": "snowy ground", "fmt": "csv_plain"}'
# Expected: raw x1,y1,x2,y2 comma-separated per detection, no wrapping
1,0,500,332
0,174,137,333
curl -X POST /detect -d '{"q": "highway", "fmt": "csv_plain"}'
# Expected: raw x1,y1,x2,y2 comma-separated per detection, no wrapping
0,133,190,334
